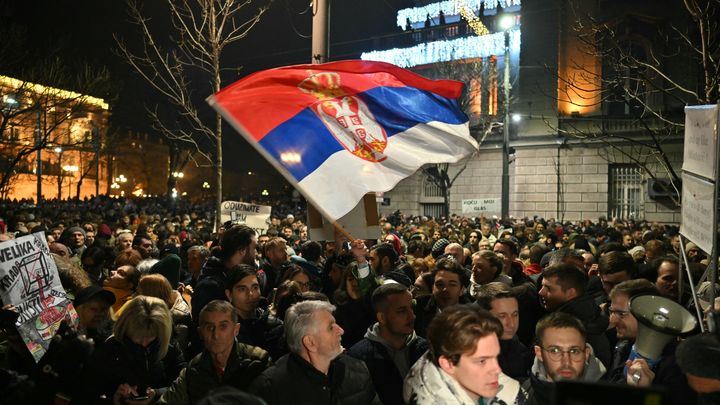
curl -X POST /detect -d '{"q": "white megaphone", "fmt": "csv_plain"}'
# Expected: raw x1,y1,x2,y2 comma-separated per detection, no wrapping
630,295,697,360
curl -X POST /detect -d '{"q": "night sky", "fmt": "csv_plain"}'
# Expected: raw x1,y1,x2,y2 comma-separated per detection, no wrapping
0,0,415,183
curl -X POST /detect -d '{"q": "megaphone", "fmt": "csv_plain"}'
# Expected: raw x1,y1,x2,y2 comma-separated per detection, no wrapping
630,295,697,360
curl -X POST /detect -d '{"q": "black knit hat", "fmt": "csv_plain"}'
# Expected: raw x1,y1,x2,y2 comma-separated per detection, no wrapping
676,333,720,379
431,238,450,259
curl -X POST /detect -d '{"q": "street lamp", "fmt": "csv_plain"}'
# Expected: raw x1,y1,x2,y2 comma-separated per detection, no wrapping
500,14,514,219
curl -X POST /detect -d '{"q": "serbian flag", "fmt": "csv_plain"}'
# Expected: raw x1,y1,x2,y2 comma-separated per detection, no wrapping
208,60,478,221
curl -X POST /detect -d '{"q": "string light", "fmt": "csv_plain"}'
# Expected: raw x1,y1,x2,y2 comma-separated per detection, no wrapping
455,0,489,36
361,29,520,68
396,0,521,28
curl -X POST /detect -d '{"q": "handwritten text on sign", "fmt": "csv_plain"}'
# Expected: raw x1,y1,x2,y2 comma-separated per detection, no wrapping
0,233,77,362
220,201,272,235
462,198,501,215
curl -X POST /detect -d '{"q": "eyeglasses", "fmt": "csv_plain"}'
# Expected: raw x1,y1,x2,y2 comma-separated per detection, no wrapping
541,346,586,362
609,308,631,319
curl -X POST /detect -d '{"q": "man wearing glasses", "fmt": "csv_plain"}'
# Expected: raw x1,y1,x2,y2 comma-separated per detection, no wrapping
524,312,606,405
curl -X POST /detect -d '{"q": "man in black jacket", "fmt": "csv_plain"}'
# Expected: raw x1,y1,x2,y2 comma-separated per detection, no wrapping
190,225,256,354
348,283,427,405
250,300,380,405
158,300,270,404
539,264,611,368
225,264,285,360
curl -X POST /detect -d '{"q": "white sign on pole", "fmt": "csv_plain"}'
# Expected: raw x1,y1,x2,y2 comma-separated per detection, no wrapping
462,198,501,215
220,201,272,235
0,232,78,362
680,173,716,254
683,105,719,181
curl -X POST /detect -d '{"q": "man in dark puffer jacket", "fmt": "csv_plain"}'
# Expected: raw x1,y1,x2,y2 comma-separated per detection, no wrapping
250,300,380,405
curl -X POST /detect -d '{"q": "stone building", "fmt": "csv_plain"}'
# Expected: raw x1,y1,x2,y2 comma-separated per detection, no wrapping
362,0,689,223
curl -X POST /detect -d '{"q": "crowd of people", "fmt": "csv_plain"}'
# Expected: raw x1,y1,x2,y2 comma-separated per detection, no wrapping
0,195,719,405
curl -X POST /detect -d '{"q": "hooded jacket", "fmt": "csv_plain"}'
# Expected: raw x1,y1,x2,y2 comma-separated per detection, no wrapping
348,323,428,405
523,343,606,405
403,353,526,405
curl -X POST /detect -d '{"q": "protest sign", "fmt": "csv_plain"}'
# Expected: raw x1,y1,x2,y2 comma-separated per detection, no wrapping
220,201,272,235
0,232,78,362
462,198,501,215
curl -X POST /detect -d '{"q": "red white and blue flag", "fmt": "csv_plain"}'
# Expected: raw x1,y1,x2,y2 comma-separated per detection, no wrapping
208,60,478,221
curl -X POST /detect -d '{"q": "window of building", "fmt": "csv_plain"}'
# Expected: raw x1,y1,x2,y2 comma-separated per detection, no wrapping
608,164,644,219
423,177,443,198
422,203,445,219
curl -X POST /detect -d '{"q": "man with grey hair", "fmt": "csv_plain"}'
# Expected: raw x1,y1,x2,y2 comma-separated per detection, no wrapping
250,300,380,405
185,244,210,288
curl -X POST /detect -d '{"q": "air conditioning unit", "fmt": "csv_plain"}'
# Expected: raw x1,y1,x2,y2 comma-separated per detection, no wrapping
647,178,679,199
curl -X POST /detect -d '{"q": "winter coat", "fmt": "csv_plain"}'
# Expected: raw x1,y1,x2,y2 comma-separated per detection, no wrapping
403,353,526,405
556,295,611,368
606,339,696,405
73,335,186,404
347,323,428,405
189,256,230,355
523,343,606,405
157,342,270,405
249,352,380,405
334,296,376,349
238,307,286,361
499,337,534,383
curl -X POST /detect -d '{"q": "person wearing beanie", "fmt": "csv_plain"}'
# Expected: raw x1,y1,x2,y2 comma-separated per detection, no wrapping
676,333,720,404
59,226,87,258
431,238,450,260
151,254,182,289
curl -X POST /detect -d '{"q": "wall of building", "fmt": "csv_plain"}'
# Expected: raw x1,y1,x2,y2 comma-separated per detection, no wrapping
381,142,684,223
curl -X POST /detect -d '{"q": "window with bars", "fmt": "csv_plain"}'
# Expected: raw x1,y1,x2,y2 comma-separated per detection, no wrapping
422,203,445,219
423,178,443,198
608,164,644,219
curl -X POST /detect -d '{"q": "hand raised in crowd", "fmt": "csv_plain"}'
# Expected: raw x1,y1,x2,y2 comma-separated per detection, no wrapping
626,358,655,387
112,383,155,405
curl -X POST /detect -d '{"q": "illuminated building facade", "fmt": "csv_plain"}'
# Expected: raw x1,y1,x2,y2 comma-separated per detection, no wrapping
364,0,687,222
0,75,110,201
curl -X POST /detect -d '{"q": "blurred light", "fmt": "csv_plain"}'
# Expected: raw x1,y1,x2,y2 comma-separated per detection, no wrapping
261,189,269,196
499,15,515,30
181,192,187,196
202,181,210,189
54,147,63,153
512,114,522,122
247,171,253,175
280,152,302,164
62,165,79,172
172,171,184,178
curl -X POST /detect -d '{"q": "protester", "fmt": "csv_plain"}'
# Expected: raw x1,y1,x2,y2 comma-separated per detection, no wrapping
158,300,270,404
348,283,428,405
249,300,380,404
403,304,525,404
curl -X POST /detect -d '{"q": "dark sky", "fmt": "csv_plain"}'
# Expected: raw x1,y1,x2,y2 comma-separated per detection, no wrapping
0,0,414,183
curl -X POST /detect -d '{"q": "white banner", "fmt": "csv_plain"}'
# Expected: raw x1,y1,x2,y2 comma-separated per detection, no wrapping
462,198,501,215
680,173,716,254
683,105,718,181
0,232,77,362
220,201,272,235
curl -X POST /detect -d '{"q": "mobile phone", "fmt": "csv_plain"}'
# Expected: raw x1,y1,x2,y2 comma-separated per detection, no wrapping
130,395,149,401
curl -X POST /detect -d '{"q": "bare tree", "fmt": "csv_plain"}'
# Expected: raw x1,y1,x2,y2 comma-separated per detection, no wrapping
116,0,271,229
419,56,506,217
548,0,720,207
0,62,110,200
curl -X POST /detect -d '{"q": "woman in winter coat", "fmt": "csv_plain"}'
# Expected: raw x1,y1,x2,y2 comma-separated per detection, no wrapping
73,296,186,404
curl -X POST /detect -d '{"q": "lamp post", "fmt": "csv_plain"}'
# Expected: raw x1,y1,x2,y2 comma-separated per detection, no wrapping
499,15,513,220
54,147,63,199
